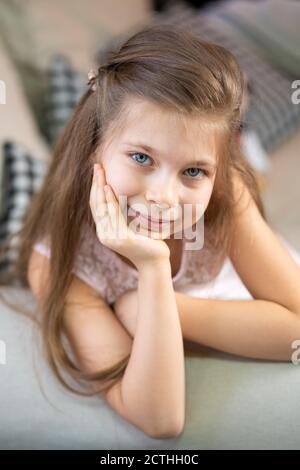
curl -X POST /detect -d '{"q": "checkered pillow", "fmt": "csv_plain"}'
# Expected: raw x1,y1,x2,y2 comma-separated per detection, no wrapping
0,141,48,277
43,54,86,146
196,11,300,152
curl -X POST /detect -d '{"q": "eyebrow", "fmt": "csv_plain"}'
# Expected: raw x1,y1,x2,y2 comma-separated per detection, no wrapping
121,141,217,169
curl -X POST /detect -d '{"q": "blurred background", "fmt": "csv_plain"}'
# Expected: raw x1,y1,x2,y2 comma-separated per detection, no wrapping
1,0,300,276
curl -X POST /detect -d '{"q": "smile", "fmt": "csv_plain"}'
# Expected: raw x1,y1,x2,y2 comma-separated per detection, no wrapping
128,206,173,226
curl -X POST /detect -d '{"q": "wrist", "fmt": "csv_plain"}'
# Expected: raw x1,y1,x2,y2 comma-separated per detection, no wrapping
137,257,171,276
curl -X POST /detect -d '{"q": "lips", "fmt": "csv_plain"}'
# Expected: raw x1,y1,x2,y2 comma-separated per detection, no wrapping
128,207,172,224
138,212,168,224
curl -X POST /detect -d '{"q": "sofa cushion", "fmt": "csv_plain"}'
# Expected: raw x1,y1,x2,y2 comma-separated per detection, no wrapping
43,54,85,146
0,141,47,278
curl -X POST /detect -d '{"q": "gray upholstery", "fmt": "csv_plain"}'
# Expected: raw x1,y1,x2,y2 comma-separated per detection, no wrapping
1,282,300,450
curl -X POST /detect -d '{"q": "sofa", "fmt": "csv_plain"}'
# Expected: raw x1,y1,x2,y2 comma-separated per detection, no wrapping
1,236,300,449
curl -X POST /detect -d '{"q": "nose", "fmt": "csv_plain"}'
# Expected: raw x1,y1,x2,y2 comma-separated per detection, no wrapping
146,178,179,211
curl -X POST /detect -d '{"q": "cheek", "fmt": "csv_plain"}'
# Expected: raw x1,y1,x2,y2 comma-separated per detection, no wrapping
104,164,141,198
199,184,214,211
188,181,213,208
186,182,214,220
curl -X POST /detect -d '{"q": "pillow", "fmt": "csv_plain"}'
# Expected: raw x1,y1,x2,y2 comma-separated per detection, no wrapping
211,0,300,79
43,54,86,146
0,141,48,279
198,12,300,152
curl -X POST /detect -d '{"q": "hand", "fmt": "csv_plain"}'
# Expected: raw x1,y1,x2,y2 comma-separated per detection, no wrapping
89,163,170,270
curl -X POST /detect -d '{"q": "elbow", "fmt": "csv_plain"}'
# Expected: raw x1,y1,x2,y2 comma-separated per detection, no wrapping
144,416,185,440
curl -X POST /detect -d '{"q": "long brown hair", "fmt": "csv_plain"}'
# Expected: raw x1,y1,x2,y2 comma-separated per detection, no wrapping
0,24,266,397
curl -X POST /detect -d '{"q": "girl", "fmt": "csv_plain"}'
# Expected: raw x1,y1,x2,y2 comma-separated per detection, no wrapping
1,24,300,439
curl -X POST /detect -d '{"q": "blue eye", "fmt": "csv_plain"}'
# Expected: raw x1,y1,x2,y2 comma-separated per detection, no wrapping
128,152,208,179
129,152,151,166
183,167,206,178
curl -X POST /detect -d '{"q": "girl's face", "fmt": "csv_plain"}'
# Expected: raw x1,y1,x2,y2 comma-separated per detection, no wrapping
97,98,218,240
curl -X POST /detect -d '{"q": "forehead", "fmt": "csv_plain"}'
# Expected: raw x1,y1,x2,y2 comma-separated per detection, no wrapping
116,98,222,163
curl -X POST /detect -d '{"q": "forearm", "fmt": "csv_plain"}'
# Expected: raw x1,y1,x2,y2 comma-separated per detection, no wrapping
121,260,185,437
177,293,300,361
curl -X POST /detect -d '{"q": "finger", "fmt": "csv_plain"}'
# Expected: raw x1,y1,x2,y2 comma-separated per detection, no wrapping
95,192,112,243
104,185,128,239
91,165,111,236
89,166,98,221
95,183,113,240
95,164,108,219
104,185,118,236
89,165,113,243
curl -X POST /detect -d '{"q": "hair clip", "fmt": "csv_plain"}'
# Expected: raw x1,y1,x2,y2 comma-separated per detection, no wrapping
87,69,98,91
